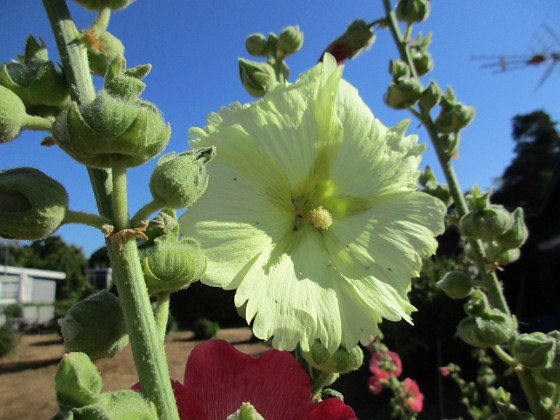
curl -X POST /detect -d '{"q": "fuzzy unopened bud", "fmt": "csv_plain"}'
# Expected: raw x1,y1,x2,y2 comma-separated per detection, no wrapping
384,77,423,109
71,390,157,419
58,291,129,360
277,26,304,57
459,205,513,240
85,29,125,77
396,0,431,23
238,59,277,98
0,167,68,240
141,236,206,295
496,207,528,250
437,271,473,299
512,332,554,370
71,0,135,11
245,33,268,57
226,402,265,420
321,20,375,64
301,340,364,374
150,147,215,209
55,352,102,409
434,91,475,134
0,85,28,143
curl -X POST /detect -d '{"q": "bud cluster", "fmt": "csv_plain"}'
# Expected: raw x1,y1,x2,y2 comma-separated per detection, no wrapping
239,26,303,97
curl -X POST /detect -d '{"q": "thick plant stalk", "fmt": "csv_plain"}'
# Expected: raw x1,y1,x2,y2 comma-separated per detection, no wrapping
43,1,179,418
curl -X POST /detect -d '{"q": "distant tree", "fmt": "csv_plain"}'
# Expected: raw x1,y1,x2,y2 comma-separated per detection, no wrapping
3,236,90,300
492,110,560,214
89,246,110,268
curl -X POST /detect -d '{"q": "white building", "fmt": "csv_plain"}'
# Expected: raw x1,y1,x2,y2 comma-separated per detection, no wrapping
0,265,65,326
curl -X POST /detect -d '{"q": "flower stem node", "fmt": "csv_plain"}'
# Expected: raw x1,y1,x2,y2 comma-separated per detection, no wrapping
0,167,68,240
52,72,170,168
55,352,102,409
140,236,206,295
149,147,216,209
301,341,364,374
84,29,125,77
457,291,516,348
58,290,129,361
512,332,554,370
395,0,431,24
226,402,265,420
459,205,513,241
71,0,135,11
277,26,304,58
437,270,473,299
0,36,70,112
238,59,278,98
384,77,423,110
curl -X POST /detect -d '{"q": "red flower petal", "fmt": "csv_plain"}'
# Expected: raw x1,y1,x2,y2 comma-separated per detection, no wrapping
181,340,312,419
402,378,424,413
369,350,402,379
368,375,383,395
307,398,358,420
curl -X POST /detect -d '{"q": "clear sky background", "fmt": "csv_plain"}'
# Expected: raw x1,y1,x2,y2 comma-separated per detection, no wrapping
1,1,559,258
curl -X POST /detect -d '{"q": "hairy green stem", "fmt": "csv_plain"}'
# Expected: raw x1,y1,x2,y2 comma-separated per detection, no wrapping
91,6,111,32
131,199,163,228
516,368,553,420
156,292,171,344
382,0,510,317
490,344,515,366
43,1,178,418
22,114,53,132
110,157,129,230
63,209,112,230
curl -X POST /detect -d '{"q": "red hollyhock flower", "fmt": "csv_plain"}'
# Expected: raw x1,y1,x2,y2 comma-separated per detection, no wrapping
367,375,383,395
369,350,403,380
139,340,357,420
402,378,424,413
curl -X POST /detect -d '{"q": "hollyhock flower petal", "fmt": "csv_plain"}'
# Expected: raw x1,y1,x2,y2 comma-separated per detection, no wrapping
402,378,424,413
180,54,446,352
368,375,383,395
307,397,357,420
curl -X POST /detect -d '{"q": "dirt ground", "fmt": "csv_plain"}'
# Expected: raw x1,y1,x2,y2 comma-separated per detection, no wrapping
0,328,270,420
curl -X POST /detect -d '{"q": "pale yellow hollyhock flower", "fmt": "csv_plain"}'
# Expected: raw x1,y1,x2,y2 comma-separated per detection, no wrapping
180,55,446,352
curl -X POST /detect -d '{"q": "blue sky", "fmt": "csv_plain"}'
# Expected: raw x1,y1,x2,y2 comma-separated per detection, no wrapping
1,1,559,257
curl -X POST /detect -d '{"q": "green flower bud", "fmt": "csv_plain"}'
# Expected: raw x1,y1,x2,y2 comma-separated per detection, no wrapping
141,236,206,295
496,207,528,250
301,340,364,374
150,147,216,209
389,59,410,79
411,48,433,76
53,90,170,168
422,181,452,207
263,33,279,57
464,290,490,317
142,210,180,245
71,390,157,419
277,26,304,57
58,291,129,360
55,352,103,409
437,271,474,299
384,77,423,109
0,37,70,110
0,85,28,143
512,332,554,370
418,81,443,115
238,59,277,98
0,167,68,240
459,205,513,240
494,247,521,266
227,402,265,420
245,33,268,57
71,0,135,11
457,310,515,348
541,331,560,383
322,19,375,63
493,387,534,420
434,100,475,134
396,0,431,23
84,30,125,77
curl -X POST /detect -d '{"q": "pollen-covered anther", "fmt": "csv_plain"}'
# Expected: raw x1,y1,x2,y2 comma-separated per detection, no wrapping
306,206,333,229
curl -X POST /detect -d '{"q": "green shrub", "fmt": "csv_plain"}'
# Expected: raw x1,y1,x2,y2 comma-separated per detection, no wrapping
192,317,220,339
0,324,19,357
3,303,23,320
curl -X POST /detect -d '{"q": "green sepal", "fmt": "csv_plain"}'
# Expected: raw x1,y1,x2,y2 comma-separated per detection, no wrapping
434,89,475,134
70,390,157,420
0,167,68,240
437,270,474,299
301,340,364,374
512,332,554,370
149,146,216,209
58,291,129,360
0,85,28,143
495,207,528,250
540,331,560,383
418,81,442,115
85,30,125,77
277,26,304,57
226,402,265,420
384,77,423,109
54,352,103,409
396,0,431,23
459,205,513,240
23,36,49,62
124,64,152,80
140,236,206,295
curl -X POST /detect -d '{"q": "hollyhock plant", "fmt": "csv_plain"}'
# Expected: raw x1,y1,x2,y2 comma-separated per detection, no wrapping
141,339,357,420
180,54,446,353
369,350,403,380
402,378,424,413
